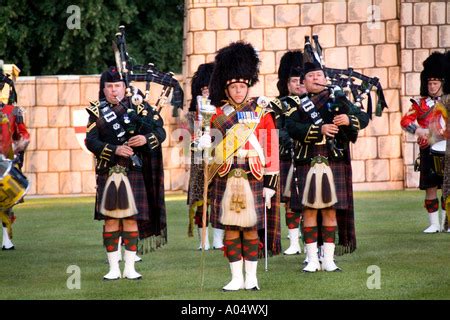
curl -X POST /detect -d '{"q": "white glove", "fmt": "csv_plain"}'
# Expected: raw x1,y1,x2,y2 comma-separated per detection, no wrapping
197,134,212,151
263,187,276,209
257,96,270,109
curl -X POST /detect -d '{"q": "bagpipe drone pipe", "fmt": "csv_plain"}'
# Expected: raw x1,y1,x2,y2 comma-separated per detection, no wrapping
305,35,388,119
113,25,184,118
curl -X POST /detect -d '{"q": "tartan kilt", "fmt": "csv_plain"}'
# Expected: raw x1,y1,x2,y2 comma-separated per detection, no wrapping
259,183,282,256
187,151,205,206
210,161,265,230
280,159,292,203
419,146,443,190
94,168,149,221
290,145,353,212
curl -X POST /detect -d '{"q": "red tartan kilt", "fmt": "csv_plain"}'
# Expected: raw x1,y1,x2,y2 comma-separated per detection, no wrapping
94,169,149,221
210,162,265,230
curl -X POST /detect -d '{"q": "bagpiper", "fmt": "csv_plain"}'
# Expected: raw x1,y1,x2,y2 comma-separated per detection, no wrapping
85,67,167,280
285,38,370,272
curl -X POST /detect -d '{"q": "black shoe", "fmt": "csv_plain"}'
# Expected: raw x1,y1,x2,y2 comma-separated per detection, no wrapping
2,246,15,251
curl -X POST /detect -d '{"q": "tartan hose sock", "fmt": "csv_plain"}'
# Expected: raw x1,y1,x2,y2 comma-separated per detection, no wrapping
302,226,318,244
286,211,301,229
424,199,439,213
224,237,242,263
103,230,121,253
242,238,259,262
321,226,337,243
122,231,139,252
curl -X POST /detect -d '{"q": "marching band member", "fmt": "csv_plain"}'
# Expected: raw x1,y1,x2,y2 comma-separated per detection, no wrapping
285,41,369,272
440,50,450,233
270,50,306,255
198,42,280,290
85,67,167,280
0,63,30,251
187,62,225,250
400,52,447,233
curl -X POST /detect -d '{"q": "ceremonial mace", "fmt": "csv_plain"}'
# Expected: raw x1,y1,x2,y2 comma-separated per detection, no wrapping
198,96,216,290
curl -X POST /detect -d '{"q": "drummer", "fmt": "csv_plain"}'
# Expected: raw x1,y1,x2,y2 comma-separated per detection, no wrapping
0,64,30,250
400,52,447,233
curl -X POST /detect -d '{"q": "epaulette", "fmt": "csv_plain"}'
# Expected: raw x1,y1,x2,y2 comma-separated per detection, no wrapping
409,98,420,107
284,95,301,107
264,107,275,116
86,100,100,118
269,98,283,113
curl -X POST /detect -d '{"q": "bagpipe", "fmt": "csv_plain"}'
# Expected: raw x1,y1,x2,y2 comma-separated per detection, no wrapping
305,35,388,119
112,25,184,117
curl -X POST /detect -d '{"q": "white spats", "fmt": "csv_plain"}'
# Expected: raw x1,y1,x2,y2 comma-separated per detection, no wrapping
320,243,341,272
2,226,14,250
302,242,321,272
222,259,244,291
424,211,441,233
283,228,301,255
244,260,260,291
104,251,121,280
122,250,142,280
212,228,224,250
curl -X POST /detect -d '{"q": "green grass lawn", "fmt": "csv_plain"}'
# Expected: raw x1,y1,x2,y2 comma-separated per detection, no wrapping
0,190,449,300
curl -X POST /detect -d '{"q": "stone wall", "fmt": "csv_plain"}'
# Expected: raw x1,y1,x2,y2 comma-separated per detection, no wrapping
184,0,403,191
400,0,450,188
15,75,187,196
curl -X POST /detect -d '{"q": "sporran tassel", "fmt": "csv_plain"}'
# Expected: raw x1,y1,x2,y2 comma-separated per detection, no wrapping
322,172,332,203
100,165,138,218
302,156,337,209
307,172,316,204
104,181,118,211
220,169,257,227
117,180,129,210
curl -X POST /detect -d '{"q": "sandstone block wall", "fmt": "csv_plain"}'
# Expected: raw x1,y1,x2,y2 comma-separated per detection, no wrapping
184,0,405,191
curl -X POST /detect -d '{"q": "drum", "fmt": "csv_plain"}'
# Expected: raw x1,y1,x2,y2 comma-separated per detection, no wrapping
430,140,446,176
0,158,29,210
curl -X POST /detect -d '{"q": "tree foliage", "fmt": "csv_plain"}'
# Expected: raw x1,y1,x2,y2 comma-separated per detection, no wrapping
0,0,184,75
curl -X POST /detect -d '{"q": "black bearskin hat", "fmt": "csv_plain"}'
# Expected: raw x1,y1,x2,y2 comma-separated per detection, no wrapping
420,52,446,97
209,41,260,106
99,66,125,99
277,50,303,98
189,62,214,112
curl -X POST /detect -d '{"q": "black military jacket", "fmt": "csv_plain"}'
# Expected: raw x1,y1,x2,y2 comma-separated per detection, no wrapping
284,91,370,164
85,99,166,173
